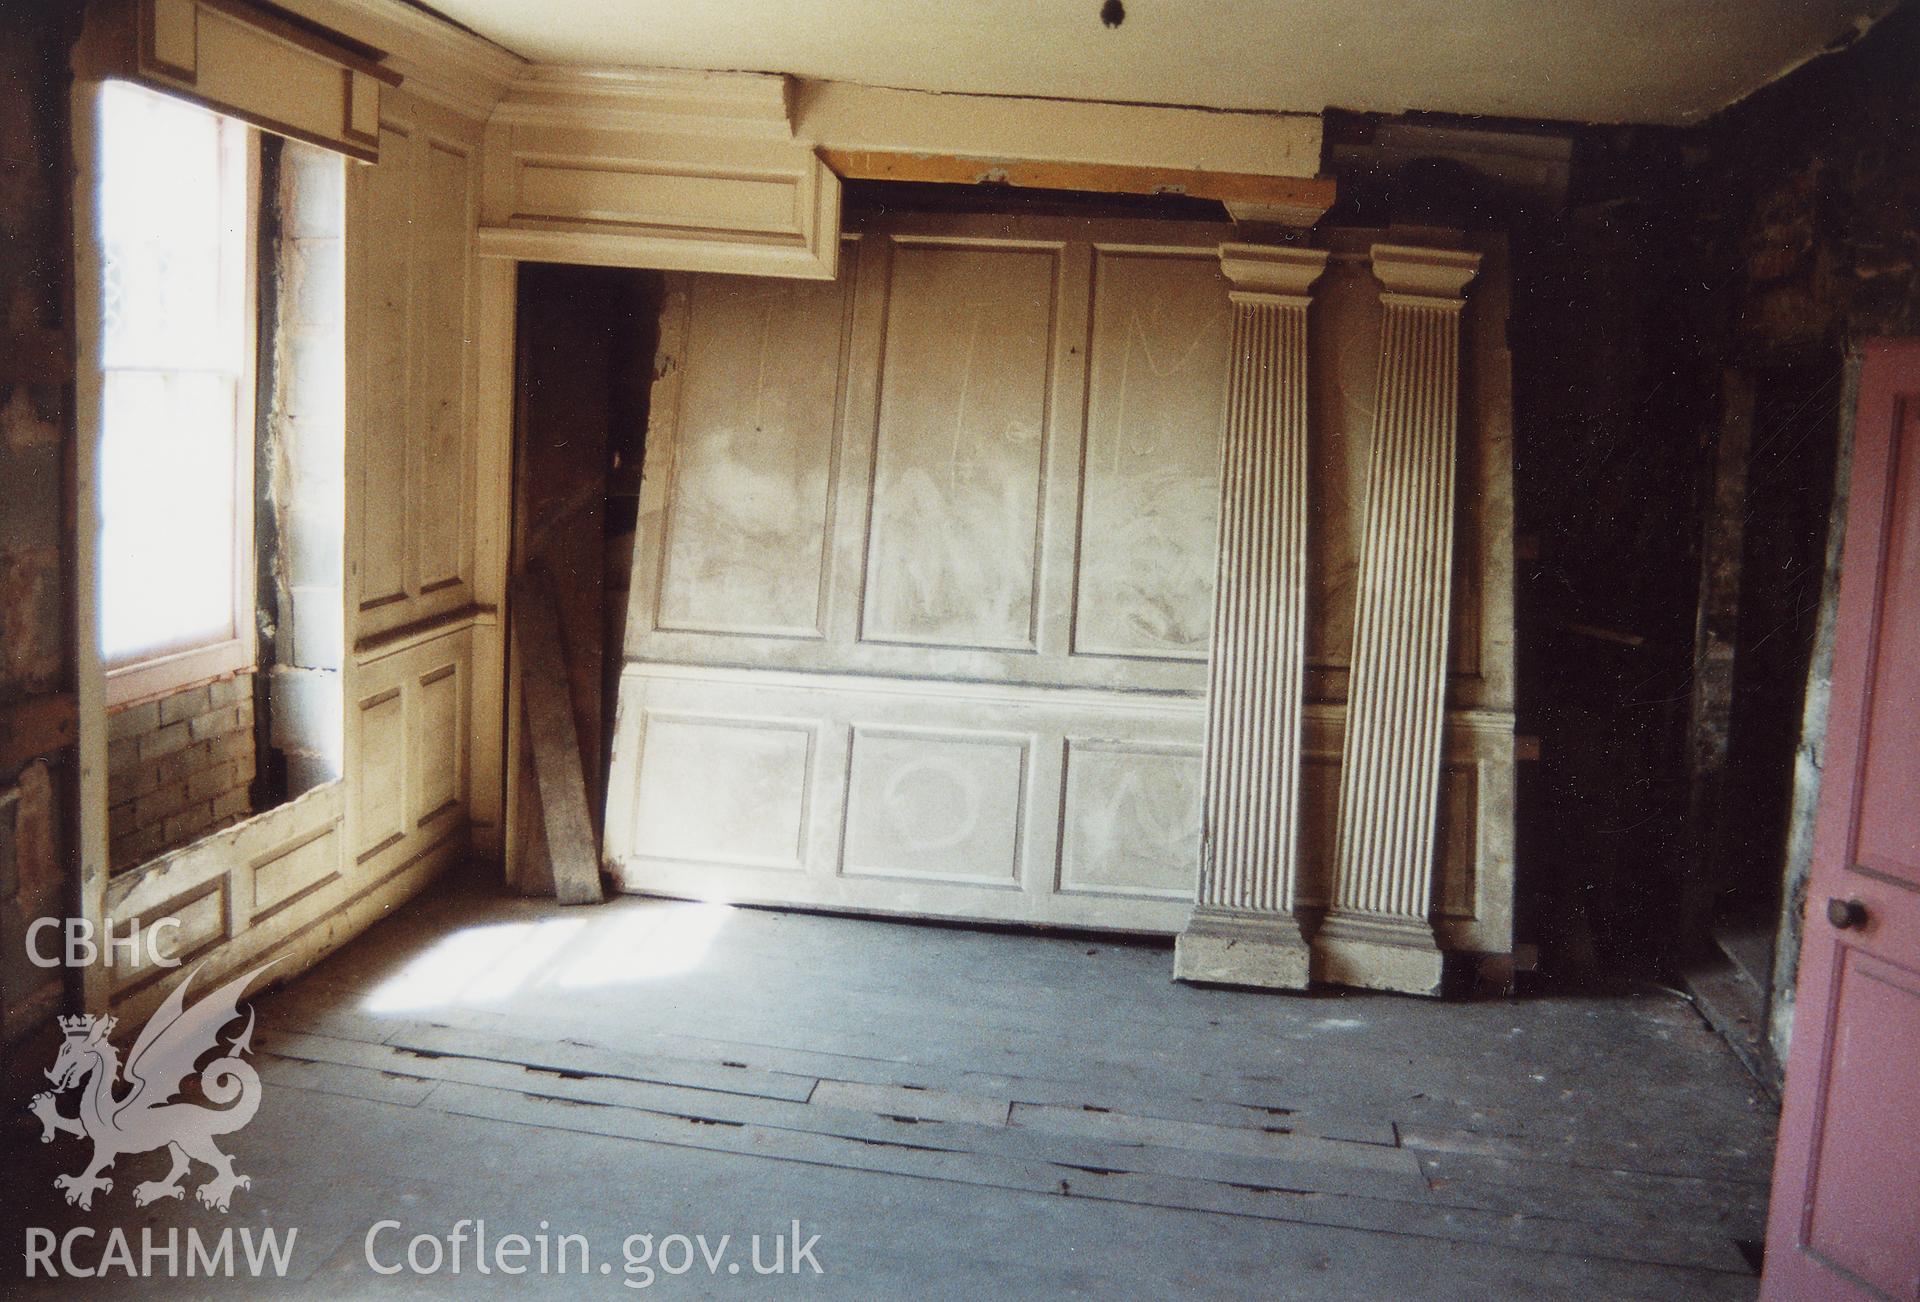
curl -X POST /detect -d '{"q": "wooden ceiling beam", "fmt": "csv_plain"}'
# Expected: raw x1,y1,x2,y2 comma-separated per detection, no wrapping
819,148,1336,226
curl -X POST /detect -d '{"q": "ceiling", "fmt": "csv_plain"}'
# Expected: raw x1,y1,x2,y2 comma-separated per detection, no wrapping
421,0,1891,126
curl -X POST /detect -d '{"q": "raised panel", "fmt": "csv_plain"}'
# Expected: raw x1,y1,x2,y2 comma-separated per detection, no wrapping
1853,402,1920,887
1295,754,1342,910
412,662,461,825
1802,950,1920,1294
110,881,228,995
411,140,472,596
861,242,1057,650
657,272,851,637
515,164,801,236
632,713,814,869
841,727,1027,884
130,1,388,164
1447,416,1485,680
252,825,340,916
1435,760,1479,919
1073,250,1230,659
1057,740,1200,897
354,687,405,858
358,123,413,613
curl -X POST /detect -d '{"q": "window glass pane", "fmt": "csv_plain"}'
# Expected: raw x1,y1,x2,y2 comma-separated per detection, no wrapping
99,80,243,372
99,371,242,662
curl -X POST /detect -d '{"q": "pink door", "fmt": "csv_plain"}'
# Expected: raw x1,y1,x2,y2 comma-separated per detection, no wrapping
1763,340,1920,1299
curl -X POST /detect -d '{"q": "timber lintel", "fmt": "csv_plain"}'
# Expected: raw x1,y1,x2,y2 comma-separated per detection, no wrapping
819,147,1337,226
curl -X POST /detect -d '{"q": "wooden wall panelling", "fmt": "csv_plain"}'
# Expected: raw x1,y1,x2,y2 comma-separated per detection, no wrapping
609,215,1516,953
103,771,464,1027
1031,239,1095,663
478,69,841,280
1072,246,1231,661
72,28,114,1016
353,111,413,617
624,215,1227,698
654,268,853,639
119,0,400,163
349,87,482,642
467,258,516,858
1057,737,1204,901
615,219,1139,925
409,133,476,599
859,237,1061,650
604,663,1202,932
272,0,524,125
64,0,511,1022
821,235,891,652
1467,235,1517,714
105,783,343,1003
341,624,471,906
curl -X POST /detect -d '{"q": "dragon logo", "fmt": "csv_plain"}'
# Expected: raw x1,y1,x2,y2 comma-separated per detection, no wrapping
29,961,273,1213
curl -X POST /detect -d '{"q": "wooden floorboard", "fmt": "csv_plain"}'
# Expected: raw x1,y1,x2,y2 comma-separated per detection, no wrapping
217,883,1778,1288
6,880,1773,1296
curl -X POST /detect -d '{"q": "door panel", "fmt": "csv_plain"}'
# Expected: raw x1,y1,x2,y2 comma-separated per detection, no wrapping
1853,393,1920,887
1764,340,1920,1300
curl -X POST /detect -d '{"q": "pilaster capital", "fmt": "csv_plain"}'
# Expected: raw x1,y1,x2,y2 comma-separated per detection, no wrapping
1368,244,1481,306
1217,243,1329,308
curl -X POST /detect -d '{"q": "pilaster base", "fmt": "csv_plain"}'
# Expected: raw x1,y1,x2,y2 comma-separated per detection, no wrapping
1311,913,1445,996
1174,907,1311,990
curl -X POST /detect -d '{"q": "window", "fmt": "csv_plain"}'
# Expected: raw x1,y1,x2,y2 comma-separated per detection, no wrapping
96,80,256,707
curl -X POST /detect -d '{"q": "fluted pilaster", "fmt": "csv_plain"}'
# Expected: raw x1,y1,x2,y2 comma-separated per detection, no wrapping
1174,243,1327,990
1317,243,1480,996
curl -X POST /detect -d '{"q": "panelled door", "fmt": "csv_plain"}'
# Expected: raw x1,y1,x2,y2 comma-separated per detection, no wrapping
1763,340,1920,1299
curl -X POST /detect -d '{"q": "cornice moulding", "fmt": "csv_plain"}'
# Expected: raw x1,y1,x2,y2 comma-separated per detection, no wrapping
272,0,525,121
493,66,795,139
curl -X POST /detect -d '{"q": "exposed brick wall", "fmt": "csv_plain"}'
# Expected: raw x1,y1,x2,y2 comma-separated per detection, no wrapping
106,676,256,870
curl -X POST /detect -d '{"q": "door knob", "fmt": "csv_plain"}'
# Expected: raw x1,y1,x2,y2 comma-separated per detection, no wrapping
1827,898,1868,930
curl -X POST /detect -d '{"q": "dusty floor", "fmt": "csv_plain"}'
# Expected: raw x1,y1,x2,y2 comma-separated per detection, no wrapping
5,872,1778,1298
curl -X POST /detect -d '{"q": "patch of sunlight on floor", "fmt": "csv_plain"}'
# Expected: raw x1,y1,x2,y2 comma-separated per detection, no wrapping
554,902,734,989
359,903,734,1013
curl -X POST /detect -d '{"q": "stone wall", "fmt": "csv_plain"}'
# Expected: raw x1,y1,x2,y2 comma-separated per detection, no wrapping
1670,3,1920,1056
0,2,80,1098
1678,5,1920,360
262,138,346,799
